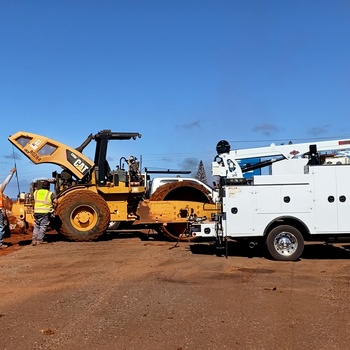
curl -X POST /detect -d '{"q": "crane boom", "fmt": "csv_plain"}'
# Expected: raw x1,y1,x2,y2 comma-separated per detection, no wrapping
213,138,350,179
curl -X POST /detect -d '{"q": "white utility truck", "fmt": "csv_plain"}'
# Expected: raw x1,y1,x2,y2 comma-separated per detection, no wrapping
189,138,350,261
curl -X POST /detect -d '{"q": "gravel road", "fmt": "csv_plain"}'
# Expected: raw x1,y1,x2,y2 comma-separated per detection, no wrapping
1,233,350,350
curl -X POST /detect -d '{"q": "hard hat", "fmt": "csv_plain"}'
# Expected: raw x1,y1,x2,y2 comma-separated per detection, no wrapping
41,180,50,189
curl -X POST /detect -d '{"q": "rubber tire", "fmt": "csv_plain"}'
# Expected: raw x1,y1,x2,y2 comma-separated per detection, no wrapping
57,190,110,241
266,225,304,261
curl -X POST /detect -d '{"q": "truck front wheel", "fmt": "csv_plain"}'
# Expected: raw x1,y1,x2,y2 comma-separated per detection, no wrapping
266,225,304,261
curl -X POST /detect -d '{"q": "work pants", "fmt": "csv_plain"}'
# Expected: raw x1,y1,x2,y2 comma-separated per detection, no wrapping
32,213,51,242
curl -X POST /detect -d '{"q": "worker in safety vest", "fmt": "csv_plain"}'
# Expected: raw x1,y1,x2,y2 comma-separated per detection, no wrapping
0,168,16,249
32,180,56,246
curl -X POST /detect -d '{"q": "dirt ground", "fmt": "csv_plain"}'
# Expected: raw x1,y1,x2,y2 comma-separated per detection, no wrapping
1,231,350,350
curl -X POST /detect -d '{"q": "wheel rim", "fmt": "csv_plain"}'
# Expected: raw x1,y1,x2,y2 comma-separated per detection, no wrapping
274,232,298,257
70,205,98,231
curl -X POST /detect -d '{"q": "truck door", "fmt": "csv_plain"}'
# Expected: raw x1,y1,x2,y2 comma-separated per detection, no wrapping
312,165,350,233
334,166,350,232
223,186,255,237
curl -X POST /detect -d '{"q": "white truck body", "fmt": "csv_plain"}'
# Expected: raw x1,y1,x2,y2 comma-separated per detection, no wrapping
190,137,350,260
191,163,350,260
224,165,350,237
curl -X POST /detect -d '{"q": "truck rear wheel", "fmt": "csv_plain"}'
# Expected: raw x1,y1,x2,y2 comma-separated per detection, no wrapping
56,190,110,241
266,225,304,261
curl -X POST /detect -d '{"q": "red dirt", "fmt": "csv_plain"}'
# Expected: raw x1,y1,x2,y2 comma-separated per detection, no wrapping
1,233,350,350
1,232,31,256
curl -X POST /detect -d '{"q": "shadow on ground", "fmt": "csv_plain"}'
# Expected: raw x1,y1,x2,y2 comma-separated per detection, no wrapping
189,240,350,261
6,229,350,262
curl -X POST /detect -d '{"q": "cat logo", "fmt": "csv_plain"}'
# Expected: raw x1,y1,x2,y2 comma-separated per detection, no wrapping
66,150,92,176
73,159,89,174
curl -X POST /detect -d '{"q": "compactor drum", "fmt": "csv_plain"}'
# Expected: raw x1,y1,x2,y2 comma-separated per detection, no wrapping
148,180,215,240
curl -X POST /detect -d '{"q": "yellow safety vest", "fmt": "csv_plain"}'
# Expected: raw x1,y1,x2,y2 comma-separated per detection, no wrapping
0,191,3,208
34,189,53,214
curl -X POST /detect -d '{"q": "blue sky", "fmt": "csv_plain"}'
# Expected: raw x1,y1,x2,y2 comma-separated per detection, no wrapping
1,0,350,198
